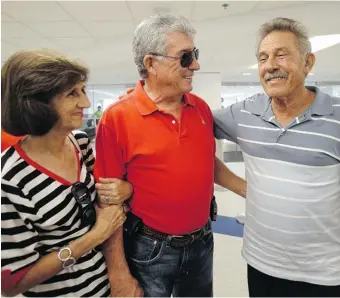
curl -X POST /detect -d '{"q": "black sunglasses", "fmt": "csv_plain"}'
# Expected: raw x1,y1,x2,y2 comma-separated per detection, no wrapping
71,182,96,226
150,48,199,68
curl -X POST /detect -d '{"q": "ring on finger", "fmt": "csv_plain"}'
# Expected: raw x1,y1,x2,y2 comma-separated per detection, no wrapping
103,196,109,203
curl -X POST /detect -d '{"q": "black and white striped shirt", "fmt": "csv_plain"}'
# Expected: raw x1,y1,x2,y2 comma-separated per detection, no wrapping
1,131,110,297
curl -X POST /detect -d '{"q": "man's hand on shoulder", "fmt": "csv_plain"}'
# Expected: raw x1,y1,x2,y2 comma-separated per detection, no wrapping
118,88,135,100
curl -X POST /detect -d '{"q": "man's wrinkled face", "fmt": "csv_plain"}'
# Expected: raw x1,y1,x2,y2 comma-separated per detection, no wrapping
258,31,311,98
153,32,200,94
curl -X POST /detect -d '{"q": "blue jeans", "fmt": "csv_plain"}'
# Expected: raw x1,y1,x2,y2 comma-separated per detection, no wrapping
123,222,214,297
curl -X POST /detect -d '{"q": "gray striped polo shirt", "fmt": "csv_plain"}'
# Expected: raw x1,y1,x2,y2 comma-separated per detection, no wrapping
213,86,340,286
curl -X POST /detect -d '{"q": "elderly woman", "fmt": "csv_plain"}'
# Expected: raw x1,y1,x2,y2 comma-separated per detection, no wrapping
1,50,132,297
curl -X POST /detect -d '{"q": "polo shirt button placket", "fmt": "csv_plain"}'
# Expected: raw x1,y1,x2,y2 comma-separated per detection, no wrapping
276,128,286,142
171,119,181,135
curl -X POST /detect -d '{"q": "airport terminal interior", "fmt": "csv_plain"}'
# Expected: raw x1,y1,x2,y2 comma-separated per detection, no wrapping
1,1,340,297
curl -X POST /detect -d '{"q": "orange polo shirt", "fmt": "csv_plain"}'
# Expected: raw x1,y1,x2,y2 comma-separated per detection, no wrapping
1,130,23,152
94,80,215,234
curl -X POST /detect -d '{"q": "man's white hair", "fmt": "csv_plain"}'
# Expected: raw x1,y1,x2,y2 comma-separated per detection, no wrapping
132,14,196,79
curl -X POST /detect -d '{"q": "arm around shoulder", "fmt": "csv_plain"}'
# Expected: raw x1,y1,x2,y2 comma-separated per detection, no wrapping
213,102,242,142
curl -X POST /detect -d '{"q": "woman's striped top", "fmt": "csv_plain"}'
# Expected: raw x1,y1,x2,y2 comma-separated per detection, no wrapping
1,130,110,297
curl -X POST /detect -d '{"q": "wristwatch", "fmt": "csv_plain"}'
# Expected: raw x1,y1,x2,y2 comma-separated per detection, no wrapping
57,246,76,269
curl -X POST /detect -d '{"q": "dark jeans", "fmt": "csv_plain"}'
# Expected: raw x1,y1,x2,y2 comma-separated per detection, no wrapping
248,265,340,297
123,220,214,297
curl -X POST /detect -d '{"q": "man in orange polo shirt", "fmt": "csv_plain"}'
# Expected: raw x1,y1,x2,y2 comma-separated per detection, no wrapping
94,14,246,297
1,130,23,152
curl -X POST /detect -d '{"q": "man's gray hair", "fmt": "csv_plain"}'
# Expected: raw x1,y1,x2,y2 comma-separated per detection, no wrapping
133,14,196,79
256,17,312,58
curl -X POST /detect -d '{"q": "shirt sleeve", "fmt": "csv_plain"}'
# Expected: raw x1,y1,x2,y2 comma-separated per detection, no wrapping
1,180,40,291
93,121,126,181
205,103,217,156
1,130,23,153
213,103,240,143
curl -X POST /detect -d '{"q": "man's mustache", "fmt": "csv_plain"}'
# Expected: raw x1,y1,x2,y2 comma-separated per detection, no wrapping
264,72,288,82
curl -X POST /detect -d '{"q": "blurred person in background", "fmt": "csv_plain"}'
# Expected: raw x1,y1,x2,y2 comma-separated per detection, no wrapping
94,105,103,125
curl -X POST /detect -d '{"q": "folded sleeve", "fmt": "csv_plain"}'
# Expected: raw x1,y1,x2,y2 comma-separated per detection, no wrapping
213,104,240,143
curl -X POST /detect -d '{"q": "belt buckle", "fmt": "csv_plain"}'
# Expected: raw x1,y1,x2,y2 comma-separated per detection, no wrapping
169,234,187,247
170,236,191,248
169,225,208,248
170,231,200,247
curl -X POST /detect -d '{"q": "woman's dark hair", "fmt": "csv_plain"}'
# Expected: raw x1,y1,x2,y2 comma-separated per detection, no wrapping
1,50,89,136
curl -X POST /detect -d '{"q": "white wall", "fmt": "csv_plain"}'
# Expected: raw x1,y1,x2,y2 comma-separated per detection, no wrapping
191,72,224,160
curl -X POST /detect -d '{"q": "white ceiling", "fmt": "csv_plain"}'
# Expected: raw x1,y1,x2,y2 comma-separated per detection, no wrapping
1,1,340,85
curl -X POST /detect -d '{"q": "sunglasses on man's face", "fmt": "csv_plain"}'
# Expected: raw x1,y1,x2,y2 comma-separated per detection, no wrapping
150,48,199,68
71,182,96,226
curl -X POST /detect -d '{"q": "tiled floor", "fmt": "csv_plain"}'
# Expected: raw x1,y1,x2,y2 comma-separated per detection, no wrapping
213,233,247,297
213,162,248,297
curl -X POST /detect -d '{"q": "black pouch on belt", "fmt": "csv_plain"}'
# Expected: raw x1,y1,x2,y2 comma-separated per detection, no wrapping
123,212,143,257
123,212,143,237
210,195,218,221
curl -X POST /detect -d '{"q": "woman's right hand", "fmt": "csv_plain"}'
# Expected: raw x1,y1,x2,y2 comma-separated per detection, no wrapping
92,204,126,244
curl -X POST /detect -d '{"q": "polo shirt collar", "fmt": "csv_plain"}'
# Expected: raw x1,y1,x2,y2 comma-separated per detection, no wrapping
307,86,334,116
134,80,195,116
134,81,158,116
184,93,195,107
247,86,334,119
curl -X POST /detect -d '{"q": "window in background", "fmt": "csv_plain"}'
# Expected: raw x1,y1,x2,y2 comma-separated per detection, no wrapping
317,84,340,97
220,85,264,162
219,83,339,163
78,82,339,143
332,85,340,97
221,85,264,109
81,85,96,140
79,84,134,140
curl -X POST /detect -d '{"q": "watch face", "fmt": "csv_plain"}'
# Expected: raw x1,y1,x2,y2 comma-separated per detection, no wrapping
58,247,72,261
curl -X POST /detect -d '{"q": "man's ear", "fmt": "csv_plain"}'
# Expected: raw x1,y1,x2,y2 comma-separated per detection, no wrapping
143,55,156,76
304,53,315,76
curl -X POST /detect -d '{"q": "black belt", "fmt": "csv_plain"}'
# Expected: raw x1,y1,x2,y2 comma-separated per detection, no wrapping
139,222,211,248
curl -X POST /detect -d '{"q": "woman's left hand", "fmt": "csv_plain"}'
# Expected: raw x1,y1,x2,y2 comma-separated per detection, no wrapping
96,177,133,206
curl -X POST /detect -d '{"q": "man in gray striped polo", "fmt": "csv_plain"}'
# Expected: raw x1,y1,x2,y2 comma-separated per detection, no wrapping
214,18,340,297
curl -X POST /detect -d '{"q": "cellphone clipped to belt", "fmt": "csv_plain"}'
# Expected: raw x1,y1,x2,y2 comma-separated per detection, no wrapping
210,195,218,221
